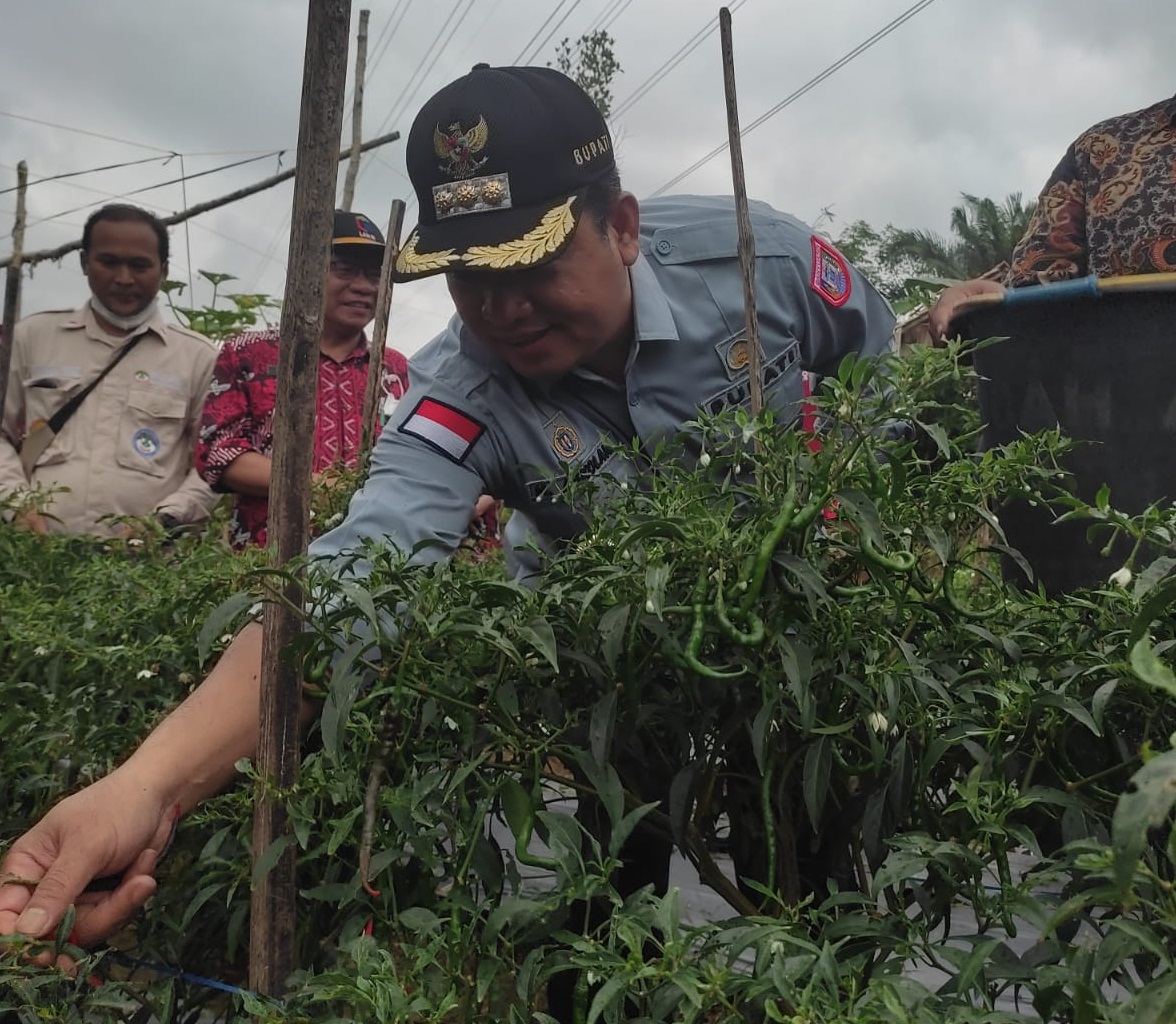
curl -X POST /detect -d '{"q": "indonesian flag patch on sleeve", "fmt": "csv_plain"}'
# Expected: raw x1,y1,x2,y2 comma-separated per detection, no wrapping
810,236,851,307
399,396,485,463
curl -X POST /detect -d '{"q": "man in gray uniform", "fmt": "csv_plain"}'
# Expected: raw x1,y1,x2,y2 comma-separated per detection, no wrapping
0,65,895,983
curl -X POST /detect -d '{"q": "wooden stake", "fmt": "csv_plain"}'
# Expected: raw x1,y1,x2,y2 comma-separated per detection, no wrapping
362,197,406,453
340,8,369,210
0,131,400,271
0,161,27,426
719,7,763,421
249,0,352,996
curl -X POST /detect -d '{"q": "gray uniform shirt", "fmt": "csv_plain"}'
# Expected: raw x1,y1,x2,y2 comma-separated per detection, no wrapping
310,195,896,576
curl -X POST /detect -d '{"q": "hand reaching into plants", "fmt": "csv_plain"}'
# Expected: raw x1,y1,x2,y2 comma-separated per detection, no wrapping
12,509,49,534
0,767,179,960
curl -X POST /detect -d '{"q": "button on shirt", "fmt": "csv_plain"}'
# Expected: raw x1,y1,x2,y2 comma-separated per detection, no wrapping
309,195,896,578
0,304,219,536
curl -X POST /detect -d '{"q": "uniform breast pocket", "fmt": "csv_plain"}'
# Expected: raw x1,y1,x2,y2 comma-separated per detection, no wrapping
116,386,189,477
21,372,82,467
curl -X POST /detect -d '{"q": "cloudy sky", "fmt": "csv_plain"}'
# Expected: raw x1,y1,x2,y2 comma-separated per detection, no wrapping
1,0,1171,354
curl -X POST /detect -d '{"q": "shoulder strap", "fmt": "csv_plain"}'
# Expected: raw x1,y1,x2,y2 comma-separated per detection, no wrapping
48,331,146,434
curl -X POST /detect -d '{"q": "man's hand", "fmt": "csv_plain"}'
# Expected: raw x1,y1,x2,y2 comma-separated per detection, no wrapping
928,279,1004,340
0,774,177,960
472,494,498,523
12,510,49,534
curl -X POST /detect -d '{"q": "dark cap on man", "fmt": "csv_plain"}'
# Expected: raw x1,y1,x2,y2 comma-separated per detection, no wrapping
332,209,385,252
392,65,616,282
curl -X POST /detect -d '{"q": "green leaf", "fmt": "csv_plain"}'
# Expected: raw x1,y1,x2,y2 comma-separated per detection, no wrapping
1130,637,1176,696
252,833,296,884
196,590,255,663
587,973,631,1024
802,736,831,827
588,689,616,767
1112,749,1176,892
598,603,630,672
520,616,560,671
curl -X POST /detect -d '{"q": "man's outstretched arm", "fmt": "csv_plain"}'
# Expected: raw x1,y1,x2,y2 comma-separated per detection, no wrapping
0,622,300,949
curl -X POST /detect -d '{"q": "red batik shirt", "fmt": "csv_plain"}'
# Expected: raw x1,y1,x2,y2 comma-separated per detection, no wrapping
196,329,409,549
1006,95,1176,286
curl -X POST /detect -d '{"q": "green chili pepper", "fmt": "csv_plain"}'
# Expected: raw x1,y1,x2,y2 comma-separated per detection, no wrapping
714,571,765,646
685,564,745,680
740,478,796,614
995,842,1017,937
500,777,559,871
859,532,916,573
761,762,777,896
942,565,1001,620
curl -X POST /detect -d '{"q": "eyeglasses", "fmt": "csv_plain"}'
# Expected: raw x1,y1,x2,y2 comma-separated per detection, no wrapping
329,259,382,283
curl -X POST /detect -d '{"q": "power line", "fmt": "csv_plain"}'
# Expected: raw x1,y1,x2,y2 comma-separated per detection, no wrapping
26,151,286,233
374,0,478,139
0,154,174,196
511,0,576,64
0,109,278,159
583,0,625,36
610,0,749,120
0,110,176,154
650,0,942,197
518,0,584,65
598,0,632,34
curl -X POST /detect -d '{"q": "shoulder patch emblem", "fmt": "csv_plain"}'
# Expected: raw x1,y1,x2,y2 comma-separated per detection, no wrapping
399,396,485,463
810,236,851,307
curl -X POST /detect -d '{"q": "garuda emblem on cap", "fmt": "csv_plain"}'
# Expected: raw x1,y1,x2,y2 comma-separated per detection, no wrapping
434,116,489,179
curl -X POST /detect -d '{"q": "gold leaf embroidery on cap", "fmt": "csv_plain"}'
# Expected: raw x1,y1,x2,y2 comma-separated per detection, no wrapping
434,117,489,180
462,197,577,270
395,232,458,275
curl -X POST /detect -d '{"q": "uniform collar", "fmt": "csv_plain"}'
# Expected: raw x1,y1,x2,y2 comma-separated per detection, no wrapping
65,301,170,345
630,252,680,344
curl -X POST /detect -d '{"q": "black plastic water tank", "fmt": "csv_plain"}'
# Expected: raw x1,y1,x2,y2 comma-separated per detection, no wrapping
961,289,1176,594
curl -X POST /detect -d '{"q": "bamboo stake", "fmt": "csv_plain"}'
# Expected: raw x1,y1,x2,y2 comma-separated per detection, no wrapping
0,161,27,426
0,131,400,271
362,197,406,453
249,0,352,996
340,8,369,210
719,7,763,421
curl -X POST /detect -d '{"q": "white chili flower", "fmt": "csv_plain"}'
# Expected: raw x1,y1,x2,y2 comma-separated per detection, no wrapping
33,645,49,656
136,668,156,680
866,711,889,734
1109,566,1133,588
699,451,712,468
645,599,657,614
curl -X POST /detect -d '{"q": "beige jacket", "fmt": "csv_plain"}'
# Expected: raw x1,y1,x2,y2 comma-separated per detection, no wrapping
0,304,221,536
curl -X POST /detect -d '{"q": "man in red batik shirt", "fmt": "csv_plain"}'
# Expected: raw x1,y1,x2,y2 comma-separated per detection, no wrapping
196,209,498,550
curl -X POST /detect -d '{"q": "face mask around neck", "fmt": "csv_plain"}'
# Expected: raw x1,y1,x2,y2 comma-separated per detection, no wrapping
90,295,159,333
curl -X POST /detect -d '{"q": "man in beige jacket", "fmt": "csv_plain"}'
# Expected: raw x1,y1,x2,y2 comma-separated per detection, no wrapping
0,204,219,536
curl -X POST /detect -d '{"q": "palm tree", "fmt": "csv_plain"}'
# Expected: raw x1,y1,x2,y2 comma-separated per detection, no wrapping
883,192,1036,281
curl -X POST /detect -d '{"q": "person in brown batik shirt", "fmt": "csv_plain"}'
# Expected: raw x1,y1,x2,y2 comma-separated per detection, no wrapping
930,93,1176,336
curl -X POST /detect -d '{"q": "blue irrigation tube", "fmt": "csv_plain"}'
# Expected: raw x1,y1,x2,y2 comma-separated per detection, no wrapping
1000,271,1176,305
107,950,258,999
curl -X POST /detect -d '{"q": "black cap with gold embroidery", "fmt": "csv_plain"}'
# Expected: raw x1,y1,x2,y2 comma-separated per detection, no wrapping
392,64,615,282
